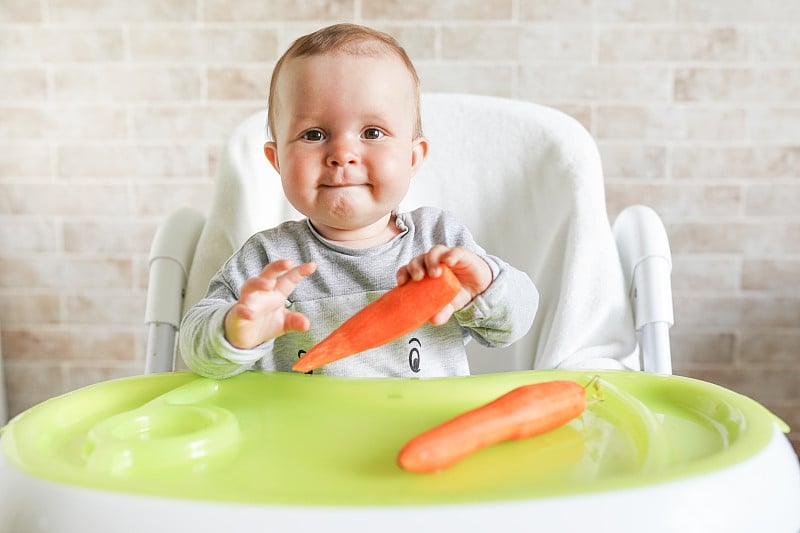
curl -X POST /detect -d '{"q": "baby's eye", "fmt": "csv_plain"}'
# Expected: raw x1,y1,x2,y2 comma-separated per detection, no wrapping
363,128,385,140
301,130,325,142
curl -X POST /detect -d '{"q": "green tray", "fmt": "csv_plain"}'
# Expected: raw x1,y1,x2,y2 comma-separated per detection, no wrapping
0,370,787,506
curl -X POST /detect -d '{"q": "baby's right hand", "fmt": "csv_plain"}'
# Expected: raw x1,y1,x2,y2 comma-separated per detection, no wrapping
224,259,316,350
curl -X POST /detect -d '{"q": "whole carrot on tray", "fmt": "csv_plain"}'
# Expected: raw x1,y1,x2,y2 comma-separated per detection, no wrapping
397,380,588,473
292,264,461,373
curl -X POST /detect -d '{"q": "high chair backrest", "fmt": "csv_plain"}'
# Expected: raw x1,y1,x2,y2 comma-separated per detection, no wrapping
180,94,637,373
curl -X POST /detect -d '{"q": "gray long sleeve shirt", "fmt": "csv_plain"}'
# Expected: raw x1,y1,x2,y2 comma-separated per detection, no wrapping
179,207,538,379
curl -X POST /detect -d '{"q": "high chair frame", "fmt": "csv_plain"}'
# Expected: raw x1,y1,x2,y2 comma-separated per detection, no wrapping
144,94,674,376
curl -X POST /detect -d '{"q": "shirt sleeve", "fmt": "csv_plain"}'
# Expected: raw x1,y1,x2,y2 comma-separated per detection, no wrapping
177,237,275,378
178,297,275,378
453,255,539,348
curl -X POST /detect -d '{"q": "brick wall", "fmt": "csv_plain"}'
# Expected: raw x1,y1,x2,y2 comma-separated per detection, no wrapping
1,0,798,451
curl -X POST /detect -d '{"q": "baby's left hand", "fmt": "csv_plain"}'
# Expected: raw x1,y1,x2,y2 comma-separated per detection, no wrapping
397,245,493,325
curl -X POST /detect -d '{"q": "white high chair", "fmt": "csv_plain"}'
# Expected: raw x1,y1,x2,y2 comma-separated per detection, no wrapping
144,93,674,376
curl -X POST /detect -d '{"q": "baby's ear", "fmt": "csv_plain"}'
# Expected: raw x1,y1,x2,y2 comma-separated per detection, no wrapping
411,136,429,174
264,142,280,172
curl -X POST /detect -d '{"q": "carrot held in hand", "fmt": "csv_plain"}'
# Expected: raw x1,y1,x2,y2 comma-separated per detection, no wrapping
397,380,587,473
292,264,461,373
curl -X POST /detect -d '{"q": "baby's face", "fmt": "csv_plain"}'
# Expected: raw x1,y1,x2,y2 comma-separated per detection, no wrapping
265,52,427,244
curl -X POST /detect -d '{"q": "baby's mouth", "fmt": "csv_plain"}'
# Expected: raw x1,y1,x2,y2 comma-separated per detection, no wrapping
319,179,369,189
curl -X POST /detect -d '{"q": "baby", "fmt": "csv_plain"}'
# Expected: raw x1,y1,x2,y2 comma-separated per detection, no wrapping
179,23,538,378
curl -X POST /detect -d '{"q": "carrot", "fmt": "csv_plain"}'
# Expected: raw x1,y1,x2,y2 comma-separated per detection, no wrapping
292,264,461,373
397,380,587,473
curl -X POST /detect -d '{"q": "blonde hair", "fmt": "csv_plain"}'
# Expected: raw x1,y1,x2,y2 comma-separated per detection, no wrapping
267,23,422,140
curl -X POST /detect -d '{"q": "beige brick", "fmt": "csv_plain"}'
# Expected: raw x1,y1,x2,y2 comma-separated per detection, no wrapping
131,104,261,141
47,0,197,23
0,105,127,140
551,104,592,131
519,66,671,101
0,291,61,325
442,25,518,61
208,66,272,101
682,367,800,403
743,260,800,292
596,0,674,22
363,0,512,20
417,63,513,97
131,182,214,217
671,256,741,291
752,28,800,62
0,183,129,216
129,28,278,63
669,331,735,368
54,66,204,102
2,362,65,417
598,143,667,179
370,25,437,61
519,0,592,21
677,0,800,23
667,222,800,255
3,326,137,361
204,0,353,21
66,290,145,324
745,184,800,217
62,362,142,393
0,256,133,289
0,68,47,101
443,24,593,63
674,295,742,328
58,144,206,179
599,27,747,62
63,220,157,254
0,217,58,253
605,184,741,218
208,142,224,175
675,68,800,102
739,333,800,364
749,108,800,142
0,145,51,177
0,0,41,22
742,298,800,328
133,255,150,289
596,105,746,141
672,145,800,179
0,28,123,63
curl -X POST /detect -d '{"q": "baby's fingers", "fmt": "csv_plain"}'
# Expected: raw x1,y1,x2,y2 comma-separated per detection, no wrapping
402,247,449,282
282,310,311,334
237,275,279,310
272,261,317,297
397,255,426,284
429,303,455,326
238,261,315,312
420,245,452,277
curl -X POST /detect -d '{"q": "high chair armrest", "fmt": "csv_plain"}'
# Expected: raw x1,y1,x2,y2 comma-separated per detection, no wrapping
144,207,206,373
612,205,674,374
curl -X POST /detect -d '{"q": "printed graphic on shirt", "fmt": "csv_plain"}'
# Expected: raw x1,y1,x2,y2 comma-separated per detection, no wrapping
296,350,312,375
408,338,421,373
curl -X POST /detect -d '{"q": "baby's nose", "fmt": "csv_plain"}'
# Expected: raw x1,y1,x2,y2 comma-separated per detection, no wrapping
326,138,360,166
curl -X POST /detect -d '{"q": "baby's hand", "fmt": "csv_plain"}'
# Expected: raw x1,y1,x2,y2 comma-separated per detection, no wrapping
224,260,316,350
397,245,492,325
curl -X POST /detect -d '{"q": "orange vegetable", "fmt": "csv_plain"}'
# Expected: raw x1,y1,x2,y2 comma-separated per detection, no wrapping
292,265,461,373
397,380,587,473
